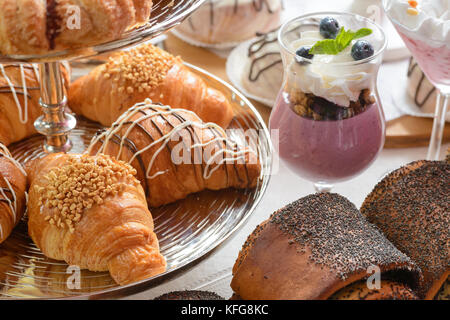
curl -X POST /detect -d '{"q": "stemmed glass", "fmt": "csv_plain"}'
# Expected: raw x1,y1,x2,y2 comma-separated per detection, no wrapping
383,0,449,160
269,12,387,192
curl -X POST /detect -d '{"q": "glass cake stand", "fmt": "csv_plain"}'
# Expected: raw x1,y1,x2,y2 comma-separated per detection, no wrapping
0,0,272,299
0,0,206,153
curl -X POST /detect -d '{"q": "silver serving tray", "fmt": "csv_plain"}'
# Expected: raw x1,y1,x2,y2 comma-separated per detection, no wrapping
0,63,272,299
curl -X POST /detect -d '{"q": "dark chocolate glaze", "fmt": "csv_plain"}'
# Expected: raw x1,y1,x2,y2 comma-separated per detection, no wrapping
407,57,436,109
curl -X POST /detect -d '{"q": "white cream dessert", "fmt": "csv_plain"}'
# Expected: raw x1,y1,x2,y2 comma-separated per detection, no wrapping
287,31,378,108
174,0,283,46
241,29,284,104
385,0,450,46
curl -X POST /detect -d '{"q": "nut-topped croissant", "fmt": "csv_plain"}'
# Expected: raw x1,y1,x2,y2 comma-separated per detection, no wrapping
0,0,153,55
26,153,166,285
69,43,234,128
88,99,261,207
0,63,70,146
0,143,27,244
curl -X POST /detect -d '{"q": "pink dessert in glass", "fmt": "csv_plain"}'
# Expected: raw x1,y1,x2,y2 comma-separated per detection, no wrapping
398,35,450,86
384,0,450,160
269,12,387,191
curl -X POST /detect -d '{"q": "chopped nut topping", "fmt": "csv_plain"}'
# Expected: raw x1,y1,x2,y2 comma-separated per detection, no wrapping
37,154,138,232
102,44,179,94
290,89,375,120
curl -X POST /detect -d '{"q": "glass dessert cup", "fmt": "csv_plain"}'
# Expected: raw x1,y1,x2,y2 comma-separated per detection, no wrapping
269,12,387,192
383,0,450,160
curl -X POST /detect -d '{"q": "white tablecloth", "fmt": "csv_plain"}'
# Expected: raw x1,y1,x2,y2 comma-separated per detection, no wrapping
127,143,449,300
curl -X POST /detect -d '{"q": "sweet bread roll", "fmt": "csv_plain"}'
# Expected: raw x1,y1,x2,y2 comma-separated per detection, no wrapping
0,63,70,146
330,280,418,300
154,291,225,300
361,160,449,300
231,193,421,300
435,277,449,300
88,100,260,207
26,153,166,285
69,43,234,128
0,0,153,55
0,143,27,244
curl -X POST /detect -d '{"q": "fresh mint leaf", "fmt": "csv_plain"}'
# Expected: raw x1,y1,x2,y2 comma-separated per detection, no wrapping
309,27,373,55
354,28,373,40
308,39,340,55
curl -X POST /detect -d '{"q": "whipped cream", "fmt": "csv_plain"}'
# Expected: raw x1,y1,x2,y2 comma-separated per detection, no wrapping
287,31,377,107
385,0,450,46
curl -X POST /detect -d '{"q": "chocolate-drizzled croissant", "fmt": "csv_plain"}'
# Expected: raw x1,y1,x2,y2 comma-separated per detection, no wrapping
26,153,166,285
0,143,27,244
0,63,70,146
88,100,261,207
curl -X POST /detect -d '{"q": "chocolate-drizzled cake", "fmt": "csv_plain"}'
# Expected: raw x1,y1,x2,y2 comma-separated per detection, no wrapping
231,193,421,300
240,28,283,104
361,160,449,300
407,57,438,114
174,0,283,46
154,290,225,300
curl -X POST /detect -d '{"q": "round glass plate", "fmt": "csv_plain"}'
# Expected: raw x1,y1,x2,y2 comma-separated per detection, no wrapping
0,0,206,63
0,63,272,299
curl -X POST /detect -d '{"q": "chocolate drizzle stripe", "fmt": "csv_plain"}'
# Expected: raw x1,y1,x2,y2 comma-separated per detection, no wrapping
407,57,437,108
249,54,282,82
169,112,208,188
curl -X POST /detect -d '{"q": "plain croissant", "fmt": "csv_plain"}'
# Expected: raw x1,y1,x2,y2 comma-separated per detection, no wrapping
88,100,261,207
0,0,153,55
0,63,70,146
69,43,234,128
26,153,166,285
0,143,27,244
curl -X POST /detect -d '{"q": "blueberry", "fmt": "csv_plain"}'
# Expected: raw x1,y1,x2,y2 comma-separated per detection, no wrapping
351,40,375,60
319,17,340,39
296,46,314,60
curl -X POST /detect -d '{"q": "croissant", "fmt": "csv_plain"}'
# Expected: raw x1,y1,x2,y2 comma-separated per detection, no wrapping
88,100,261,207
231,193,422,300
0,143,27,244
0,63,70,146
69,43,234,128
26,153,166,285
0,0,153,55
361,160,449,300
